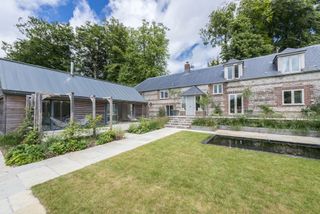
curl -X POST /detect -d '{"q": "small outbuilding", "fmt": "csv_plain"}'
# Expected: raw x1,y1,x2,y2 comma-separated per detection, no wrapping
0,59,147,133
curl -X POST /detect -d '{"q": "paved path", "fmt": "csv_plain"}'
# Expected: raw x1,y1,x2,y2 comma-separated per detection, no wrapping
0,128,180,214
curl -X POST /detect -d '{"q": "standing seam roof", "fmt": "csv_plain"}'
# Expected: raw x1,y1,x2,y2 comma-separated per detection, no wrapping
0,59,146,103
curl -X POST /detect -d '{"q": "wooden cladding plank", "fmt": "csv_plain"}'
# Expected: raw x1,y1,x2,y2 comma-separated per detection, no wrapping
5,95,26,132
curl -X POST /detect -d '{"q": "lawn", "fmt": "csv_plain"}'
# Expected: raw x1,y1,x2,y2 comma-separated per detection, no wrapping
32,131,320,213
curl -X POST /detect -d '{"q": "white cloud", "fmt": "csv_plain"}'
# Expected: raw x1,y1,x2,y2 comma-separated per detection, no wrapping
0,0,64,57
69,0,98,28
106,0,226,73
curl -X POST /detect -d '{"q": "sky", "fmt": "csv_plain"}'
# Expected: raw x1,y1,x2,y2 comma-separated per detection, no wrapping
0,0,228,74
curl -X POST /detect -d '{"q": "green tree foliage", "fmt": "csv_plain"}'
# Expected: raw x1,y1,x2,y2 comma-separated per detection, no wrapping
270,0,320,50
74,22,108,79
201,0,320,61
118,20,169,86
2,17,169,86
2,17,74,71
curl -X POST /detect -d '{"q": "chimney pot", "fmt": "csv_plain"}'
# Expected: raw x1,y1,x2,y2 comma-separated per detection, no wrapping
184,61,191,72
70,62,74,76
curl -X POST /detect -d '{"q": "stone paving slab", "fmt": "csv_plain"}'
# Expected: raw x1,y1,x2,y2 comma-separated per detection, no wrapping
0,128,180,214
17,166,59,188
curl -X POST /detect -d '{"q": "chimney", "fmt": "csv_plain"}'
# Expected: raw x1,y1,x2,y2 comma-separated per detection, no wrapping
184,61,191,72
70,62,74,76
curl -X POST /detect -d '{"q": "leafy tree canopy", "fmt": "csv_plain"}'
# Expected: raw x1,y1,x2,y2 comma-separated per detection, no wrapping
201,0,320,62
2,17,169,86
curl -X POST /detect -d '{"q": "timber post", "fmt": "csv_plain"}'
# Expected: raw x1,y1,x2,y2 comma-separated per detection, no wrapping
33,92,43,132
90,95,96,136
68,92,75,124
106,97,113,130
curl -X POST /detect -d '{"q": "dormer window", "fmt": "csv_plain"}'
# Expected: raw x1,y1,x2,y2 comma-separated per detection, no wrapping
282,55,300,72
225,63,242,80
277,52,305,73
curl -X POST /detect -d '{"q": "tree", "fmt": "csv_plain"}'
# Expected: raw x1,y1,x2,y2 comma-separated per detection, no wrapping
74,22,108,79
2,17,74,71
270,0,320,50
201,0,320,61
2,17,169,86
200,3,236,48
103,18,130,82
118,20,169,86
197,93,212,116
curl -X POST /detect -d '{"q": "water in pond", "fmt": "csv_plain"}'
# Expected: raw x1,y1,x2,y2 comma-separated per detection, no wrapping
204,135,320,159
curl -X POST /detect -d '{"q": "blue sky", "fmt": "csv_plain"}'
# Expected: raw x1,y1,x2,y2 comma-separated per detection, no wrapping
0,0,225,73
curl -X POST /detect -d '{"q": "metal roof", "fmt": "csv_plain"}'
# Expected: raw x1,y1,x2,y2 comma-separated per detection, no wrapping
181,86,205,96
0,59,146,103
136,44,320,92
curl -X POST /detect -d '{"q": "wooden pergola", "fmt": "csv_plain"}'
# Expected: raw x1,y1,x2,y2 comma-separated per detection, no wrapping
30,92,114,132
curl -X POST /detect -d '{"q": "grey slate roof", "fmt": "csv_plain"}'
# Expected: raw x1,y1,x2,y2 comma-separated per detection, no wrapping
181,86,205,96
136,44,320,92
0,59,146,103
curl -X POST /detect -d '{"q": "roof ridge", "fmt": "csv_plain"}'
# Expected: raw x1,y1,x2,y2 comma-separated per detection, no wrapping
0,58,135,90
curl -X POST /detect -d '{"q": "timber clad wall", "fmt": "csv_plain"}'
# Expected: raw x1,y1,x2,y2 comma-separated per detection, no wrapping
0,98,4,133
5,95,26,133
74,100,105,121
142,72,320,117
2,95,146,133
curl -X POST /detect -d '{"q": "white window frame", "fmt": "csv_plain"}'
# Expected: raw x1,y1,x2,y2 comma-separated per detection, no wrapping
213,84,223,94
228,94,244,115
225,64,242,80
159,90,169,100
282,89,305,105
278,54,304,73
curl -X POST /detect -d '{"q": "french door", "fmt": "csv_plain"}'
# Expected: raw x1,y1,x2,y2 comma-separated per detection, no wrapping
229,94,243,114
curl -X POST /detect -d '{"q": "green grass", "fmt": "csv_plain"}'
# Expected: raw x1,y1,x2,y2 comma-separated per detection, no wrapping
32,131,320,213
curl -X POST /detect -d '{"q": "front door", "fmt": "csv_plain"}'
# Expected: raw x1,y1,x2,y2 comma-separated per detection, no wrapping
185,96,196,116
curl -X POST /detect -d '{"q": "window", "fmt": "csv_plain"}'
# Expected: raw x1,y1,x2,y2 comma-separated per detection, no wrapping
160,90,169,99
282,89,304,105
229,94,243,114
227,67,233,80
281,55,301,73
225,64,242,80
181,97,186,110
196,96,200,111
166,105,174,116
213,84,223,94
234,64,239,78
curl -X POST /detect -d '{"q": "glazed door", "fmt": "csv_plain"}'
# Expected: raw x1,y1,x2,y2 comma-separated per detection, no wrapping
185,96,196,116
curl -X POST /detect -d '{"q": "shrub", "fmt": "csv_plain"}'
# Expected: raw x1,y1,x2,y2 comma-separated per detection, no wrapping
5,144,45,166
258,104,275,117
86,114,103,137
191,117,320,132
47,138,89,155
62,122,81,140
128,123,140,133
302,98,320,118
66,139,88,152
158,107,166,117
192,118,217,128
127,117,169,134
97,130,116,145
0,132,22,147
212,104,223,116
48,141,67,155
22,129,41,145
114,128,125,140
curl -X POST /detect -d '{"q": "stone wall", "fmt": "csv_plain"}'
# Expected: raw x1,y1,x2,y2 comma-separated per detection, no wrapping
141,71,320,118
